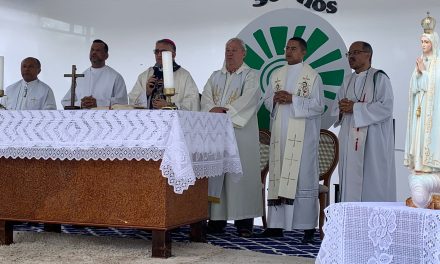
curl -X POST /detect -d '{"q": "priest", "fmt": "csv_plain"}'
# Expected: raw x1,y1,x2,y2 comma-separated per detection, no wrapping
3,57,56,110
201,38,262,237
260,37,324,243
61,39,128,109
332,41,396,202
128,39,200,111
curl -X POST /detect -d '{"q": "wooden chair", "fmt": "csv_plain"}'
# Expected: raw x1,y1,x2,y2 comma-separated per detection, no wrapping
318,129,339,239
259,129,271,229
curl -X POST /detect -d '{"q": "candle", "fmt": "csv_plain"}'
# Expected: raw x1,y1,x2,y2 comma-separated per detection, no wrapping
0,56,4,91
162,51,174,89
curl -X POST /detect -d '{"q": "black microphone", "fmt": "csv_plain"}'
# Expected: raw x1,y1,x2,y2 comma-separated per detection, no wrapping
149,65,164,109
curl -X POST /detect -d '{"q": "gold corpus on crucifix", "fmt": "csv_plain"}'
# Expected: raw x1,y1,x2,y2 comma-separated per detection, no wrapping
63,65,84,110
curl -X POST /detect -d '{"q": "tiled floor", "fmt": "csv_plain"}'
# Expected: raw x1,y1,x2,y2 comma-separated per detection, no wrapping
14,223,321,259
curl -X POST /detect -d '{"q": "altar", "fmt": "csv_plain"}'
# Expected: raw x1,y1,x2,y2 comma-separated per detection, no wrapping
316,202,440,264
0,110,242,258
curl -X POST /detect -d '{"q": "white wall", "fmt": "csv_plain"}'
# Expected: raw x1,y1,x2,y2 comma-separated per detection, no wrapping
1,0,439,202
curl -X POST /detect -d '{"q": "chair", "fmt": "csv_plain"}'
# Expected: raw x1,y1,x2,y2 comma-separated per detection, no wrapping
318,129,339,239
259,129,271,229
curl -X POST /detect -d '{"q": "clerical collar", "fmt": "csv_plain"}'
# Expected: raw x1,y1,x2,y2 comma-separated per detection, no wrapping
287,62,303,70
153,61,181,72
22,79,39,86
90,65,107,72
221,63,247,74
355,68,370,76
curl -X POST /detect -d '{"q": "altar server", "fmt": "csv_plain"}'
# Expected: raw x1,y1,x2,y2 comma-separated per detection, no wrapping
61,39,127,109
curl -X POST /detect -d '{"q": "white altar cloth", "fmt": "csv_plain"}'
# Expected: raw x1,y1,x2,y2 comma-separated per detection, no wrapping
0,110,242,194
316,202,440,264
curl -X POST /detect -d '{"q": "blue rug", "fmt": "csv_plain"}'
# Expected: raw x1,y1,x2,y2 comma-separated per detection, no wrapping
13,224,320,259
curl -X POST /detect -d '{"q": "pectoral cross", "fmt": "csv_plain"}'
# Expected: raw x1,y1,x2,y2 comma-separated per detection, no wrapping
274,78,282,91
64,65,84,110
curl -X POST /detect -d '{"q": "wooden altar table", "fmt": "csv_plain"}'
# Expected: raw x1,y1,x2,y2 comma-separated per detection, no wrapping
0,110,242,258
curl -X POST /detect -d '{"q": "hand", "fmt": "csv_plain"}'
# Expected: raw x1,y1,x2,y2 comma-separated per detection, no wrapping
274,90,292,105
209,107,229,113
81,96,97,109
146,75,163,96
339,98,354,113
416,57,425,75
152,98,169,109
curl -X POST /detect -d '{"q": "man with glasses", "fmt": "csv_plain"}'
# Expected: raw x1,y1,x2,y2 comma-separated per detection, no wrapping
332,41,396,203
128,39,199,110
259,37,324,243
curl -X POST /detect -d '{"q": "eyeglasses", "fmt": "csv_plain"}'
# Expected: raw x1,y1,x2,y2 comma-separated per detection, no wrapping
153,49,172,55
345,50,368,57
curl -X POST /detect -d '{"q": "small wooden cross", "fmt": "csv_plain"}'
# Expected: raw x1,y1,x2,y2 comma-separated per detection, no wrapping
64,65,84,110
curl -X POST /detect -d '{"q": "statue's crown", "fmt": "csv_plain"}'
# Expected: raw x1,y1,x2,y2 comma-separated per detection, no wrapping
422,12,436,34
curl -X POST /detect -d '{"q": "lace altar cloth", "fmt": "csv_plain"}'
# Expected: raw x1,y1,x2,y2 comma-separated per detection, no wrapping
316,202,440,264
0,110,243,194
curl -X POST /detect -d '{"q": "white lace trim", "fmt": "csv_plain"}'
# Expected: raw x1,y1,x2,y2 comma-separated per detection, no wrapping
317,202,440,264
0,110,243,194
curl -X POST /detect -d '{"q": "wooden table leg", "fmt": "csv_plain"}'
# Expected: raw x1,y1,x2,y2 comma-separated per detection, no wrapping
190,221,206,242
152,230,171,258
44,223,61,233
0,221,13,245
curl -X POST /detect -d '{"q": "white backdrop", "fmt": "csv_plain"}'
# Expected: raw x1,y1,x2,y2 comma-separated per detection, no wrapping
1,0,439,202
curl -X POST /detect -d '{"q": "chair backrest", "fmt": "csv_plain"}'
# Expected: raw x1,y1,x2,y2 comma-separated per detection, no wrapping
318,129,339,187
259,129,271,172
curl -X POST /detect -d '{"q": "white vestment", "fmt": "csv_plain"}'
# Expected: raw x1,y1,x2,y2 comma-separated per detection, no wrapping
61,65,127,107
128,66,200,111
331,68,396,202
201,63,262,220
4,79,56,110
263,63,324,230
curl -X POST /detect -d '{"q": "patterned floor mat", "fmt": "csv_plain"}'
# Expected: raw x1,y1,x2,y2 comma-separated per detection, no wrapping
13,223,320,258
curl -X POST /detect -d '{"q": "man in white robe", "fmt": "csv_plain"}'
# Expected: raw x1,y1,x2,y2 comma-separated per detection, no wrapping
128,39,199,111
332,41,396,202
259,37,324,243
61,39,127,109
4,57,56,110
201,38,262,237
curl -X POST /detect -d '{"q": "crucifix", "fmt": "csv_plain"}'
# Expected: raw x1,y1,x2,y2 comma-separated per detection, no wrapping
63,65,84,110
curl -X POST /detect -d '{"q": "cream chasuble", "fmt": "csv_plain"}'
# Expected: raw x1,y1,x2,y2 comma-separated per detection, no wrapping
204,64,254,201
268,64,317,200
128,66,200,111
202,63,262,220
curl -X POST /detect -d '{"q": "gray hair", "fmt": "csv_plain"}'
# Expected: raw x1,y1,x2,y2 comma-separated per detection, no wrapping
226,38,247,52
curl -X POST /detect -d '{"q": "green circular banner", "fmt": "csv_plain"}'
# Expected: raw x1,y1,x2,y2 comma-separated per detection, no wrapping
237,8,349,129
